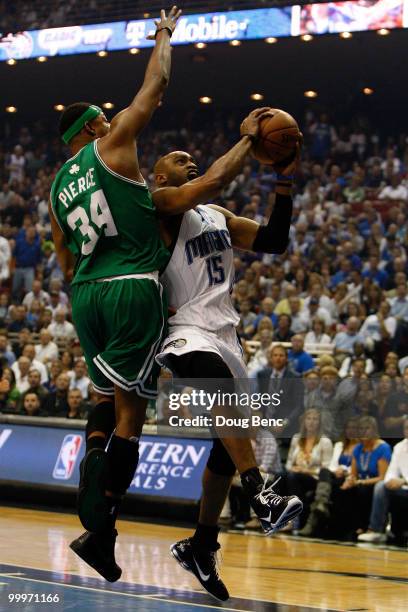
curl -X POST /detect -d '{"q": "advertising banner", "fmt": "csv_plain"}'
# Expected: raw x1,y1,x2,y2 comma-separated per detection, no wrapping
0,424,210,501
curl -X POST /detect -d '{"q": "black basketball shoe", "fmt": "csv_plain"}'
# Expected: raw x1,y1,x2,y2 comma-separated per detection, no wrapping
170,538,229,602
78,448,110,533
250,477,303,535
70,530,121,582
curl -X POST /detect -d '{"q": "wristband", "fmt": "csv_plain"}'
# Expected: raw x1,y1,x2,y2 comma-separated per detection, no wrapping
155,26,173,38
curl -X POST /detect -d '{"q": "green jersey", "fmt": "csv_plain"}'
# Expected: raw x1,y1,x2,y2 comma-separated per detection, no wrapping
50,140,169,285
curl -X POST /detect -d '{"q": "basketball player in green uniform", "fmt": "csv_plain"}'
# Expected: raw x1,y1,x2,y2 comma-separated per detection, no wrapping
49,7,181,581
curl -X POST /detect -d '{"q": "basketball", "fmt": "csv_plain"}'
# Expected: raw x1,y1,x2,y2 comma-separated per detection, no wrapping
253,108,301,164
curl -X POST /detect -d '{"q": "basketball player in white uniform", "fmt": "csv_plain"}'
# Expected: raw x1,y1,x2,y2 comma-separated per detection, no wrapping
152,113,302,601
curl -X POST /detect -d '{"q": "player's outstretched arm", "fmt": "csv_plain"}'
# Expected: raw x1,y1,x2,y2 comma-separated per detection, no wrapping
48,200,76,282
106,6,181,145
153,108,271,215
211,142,301,253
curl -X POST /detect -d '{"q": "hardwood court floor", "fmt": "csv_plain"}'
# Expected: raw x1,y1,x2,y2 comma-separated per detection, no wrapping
0,507,407,611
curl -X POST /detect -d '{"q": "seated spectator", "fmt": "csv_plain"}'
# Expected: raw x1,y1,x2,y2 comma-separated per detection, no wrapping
338,358,367,403
20,392,46,417
362,255,389,289
35,329,59,364
299,417,359,537
304,317,332,347
358,418,408,544
7,305,32,333
237,299,257,340
252,297,278,332
335,416,391,540
0,293,10,326
22,279,50,309
21,343,48,383
0,367,21,413
287,296,308,333
333,316,361,361
246,329,273,378
378,175,408,202
383,366,408,438
338,342,374,378
48,308,76,342
283,408,333,530
374,374,396,421
388,281,408,323
300,297,332,329
0,333,16,366
19,368,48,407
27,299,44,331
66,388,88,419
303,370,320,409
69,359,91,400
257,344,303,436
359,301,396,350
41,373,70,416
273,314,294,342
11,356,31,393
252,316,274,341
61,349,75,374
11,328,32,359
45,359,63,393
288,335,315,374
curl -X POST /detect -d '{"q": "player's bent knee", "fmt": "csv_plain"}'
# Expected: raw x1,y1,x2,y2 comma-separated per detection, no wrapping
86,400,116,438
207,438,236,477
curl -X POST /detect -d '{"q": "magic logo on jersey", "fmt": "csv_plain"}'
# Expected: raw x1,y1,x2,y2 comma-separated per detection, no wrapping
185,229,232,265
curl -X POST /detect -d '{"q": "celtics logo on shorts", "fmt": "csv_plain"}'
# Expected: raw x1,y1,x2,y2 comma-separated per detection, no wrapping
164,338,187,350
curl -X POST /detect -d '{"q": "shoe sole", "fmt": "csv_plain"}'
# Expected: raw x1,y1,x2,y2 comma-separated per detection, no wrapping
78,450,109,533
169,544,229,603
69,538,122,583
262,498,304,535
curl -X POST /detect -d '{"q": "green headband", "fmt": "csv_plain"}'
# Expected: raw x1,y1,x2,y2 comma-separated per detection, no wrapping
62,105,103,144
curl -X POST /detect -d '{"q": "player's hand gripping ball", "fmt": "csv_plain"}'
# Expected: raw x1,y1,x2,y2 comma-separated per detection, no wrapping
251,108,301,165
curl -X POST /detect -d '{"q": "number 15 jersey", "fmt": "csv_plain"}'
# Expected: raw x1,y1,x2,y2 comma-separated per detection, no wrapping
50,140,169,285
160,205,239,331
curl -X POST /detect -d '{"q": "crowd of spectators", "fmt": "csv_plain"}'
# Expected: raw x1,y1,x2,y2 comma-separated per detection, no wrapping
0,107,407,545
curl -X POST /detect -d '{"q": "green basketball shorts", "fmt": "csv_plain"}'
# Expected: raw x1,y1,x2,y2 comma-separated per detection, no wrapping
71,276,167,399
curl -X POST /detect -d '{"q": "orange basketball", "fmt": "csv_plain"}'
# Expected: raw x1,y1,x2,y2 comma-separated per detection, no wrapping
253,108,301,165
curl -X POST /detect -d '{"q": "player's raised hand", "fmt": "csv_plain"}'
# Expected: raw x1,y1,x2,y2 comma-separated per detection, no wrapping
147,6,182,40
240,107,273,140
272,135,303,178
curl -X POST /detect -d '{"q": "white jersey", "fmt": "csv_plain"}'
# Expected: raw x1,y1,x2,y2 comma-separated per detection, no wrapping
160,205,239,331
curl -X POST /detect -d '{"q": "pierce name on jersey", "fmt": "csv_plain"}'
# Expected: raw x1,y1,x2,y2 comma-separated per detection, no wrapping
161,205,239,331
50,140,169,285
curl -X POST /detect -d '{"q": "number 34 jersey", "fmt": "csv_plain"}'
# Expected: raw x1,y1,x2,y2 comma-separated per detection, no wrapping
50,140,169,285
160,205,239,331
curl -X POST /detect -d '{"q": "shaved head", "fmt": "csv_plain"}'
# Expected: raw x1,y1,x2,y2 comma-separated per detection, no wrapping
154,151,199,187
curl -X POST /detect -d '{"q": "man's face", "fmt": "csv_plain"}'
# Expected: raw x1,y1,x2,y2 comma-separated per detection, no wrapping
40,330,51,345
24,393,40,415
28,369,41,388
262,298,274,315
68,390,82,411
269,348,287,370
74,361,86,378
56,374,70,391
22,344,35,360
291,336,303,353
352,360,365,377
0,335,7,351
16,306,26,321
32,280,42,294
155,152,199,188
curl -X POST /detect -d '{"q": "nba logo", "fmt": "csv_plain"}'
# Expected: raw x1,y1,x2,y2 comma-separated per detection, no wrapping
53,434,83,480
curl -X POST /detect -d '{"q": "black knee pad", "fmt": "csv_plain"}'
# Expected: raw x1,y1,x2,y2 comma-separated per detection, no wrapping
86,401,116,439
206,438,236,477
105,435,139,495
